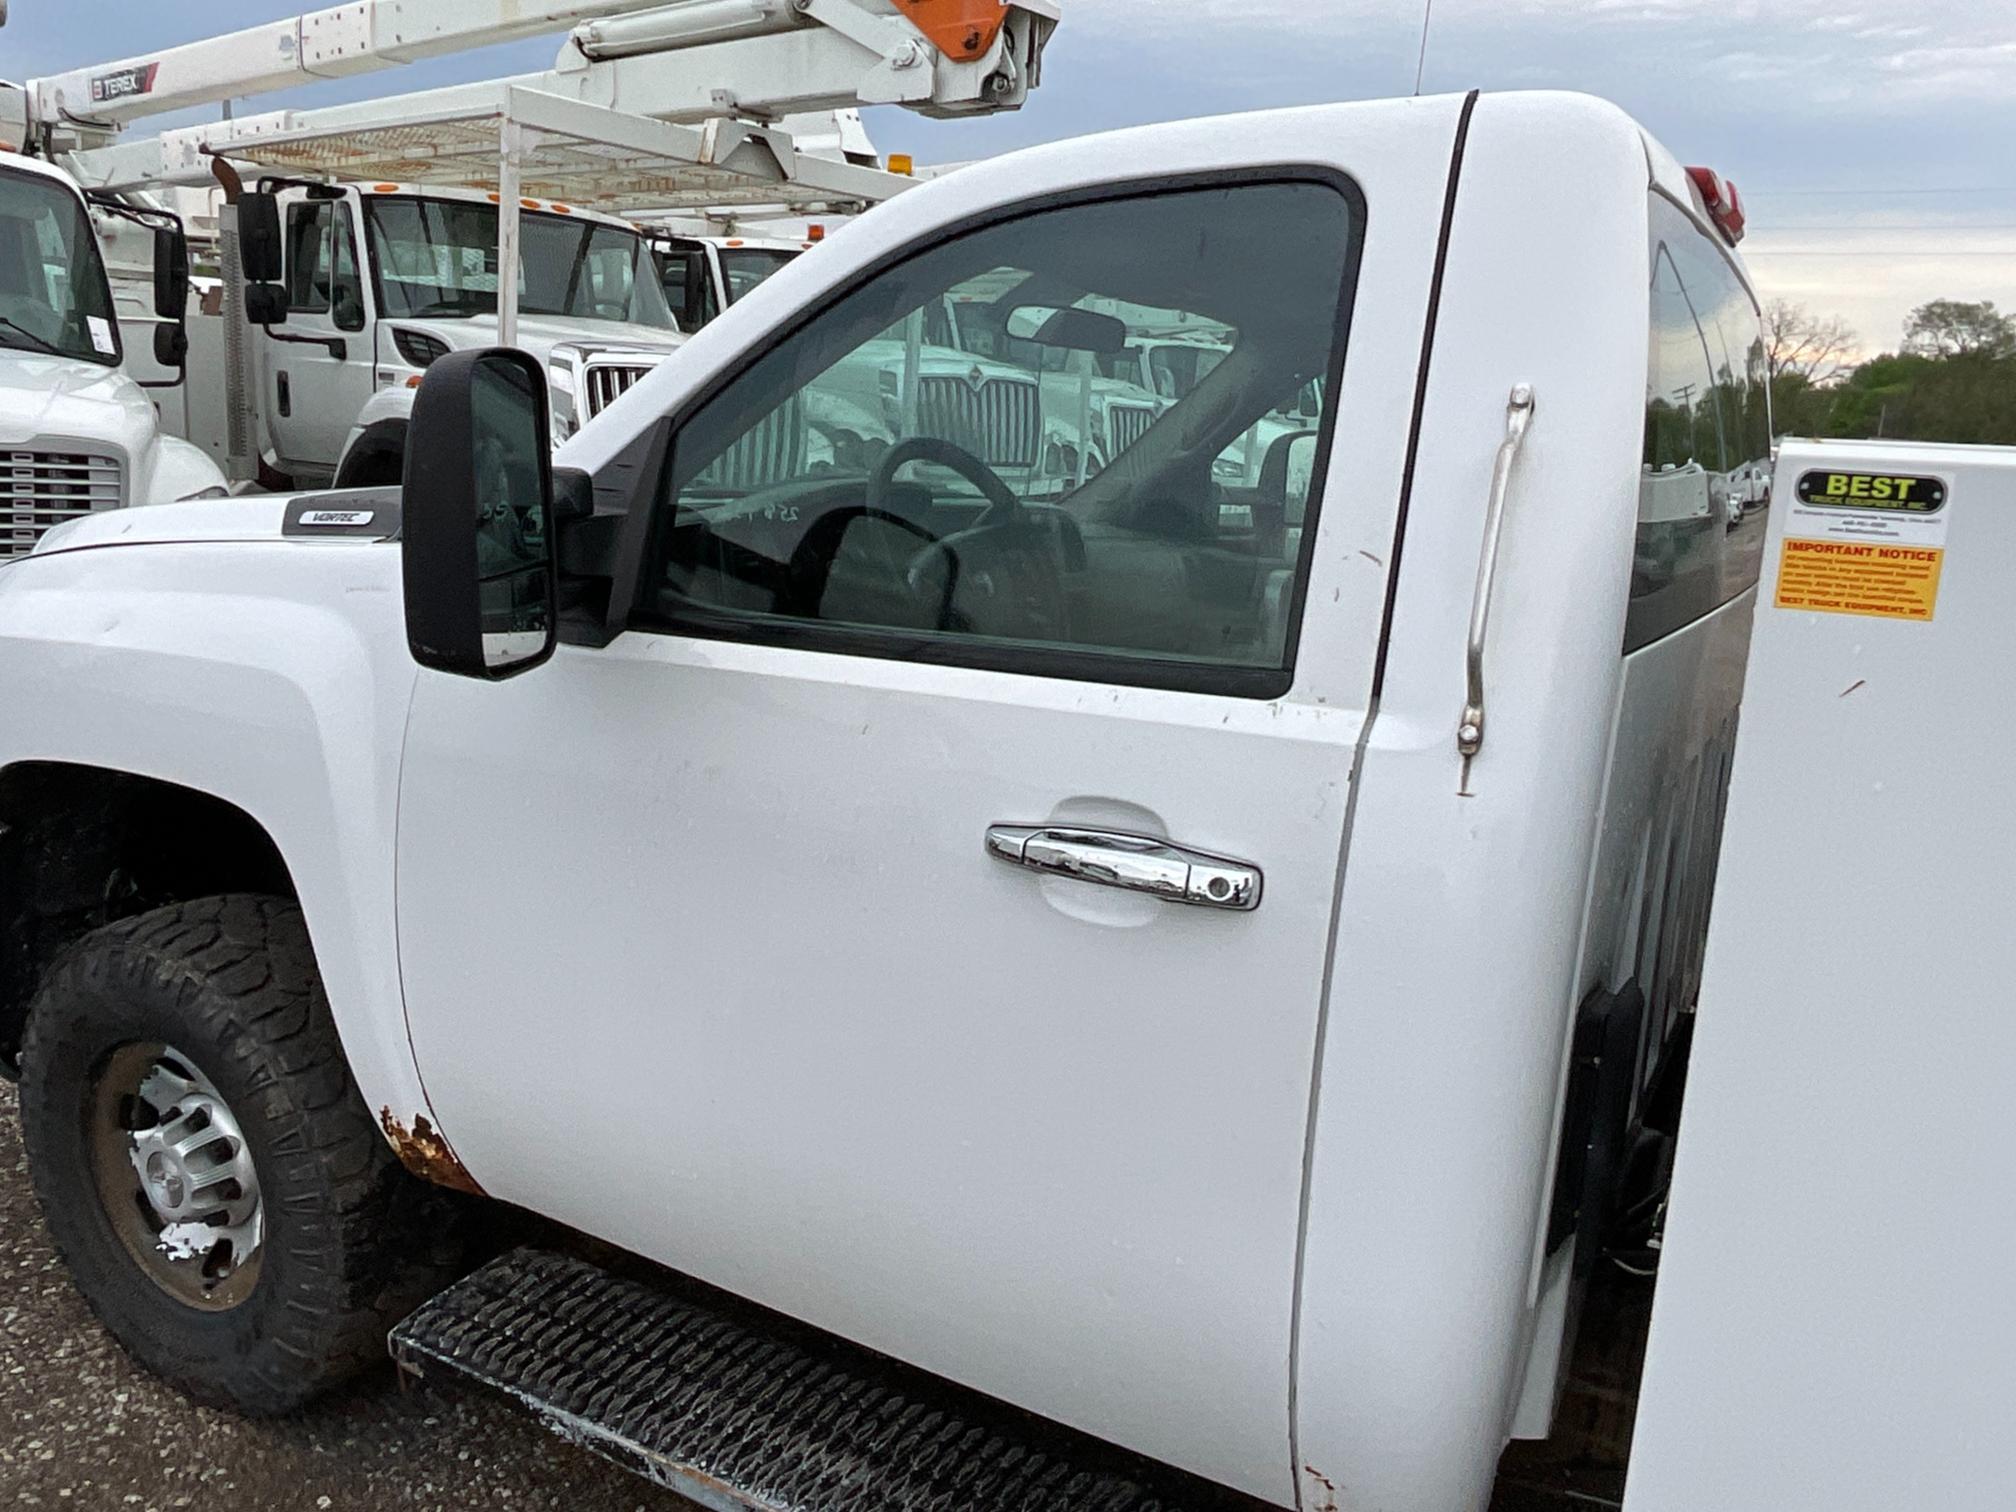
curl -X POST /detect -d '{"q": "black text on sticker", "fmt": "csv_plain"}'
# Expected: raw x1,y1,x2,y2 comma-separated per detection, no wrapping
1795,470,1947,513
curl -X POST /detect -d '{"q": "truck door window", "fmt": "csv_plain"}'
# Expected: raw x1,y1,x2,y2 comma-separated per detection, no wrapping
719,248,798,304
285,201,367,332
1629,195,1773,651
362,198,674,329
658,246,719,331
636,176,1363,697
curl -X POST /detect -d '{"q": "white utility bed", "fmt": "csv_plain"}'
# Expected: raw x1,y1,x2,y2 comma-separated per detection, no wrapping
1626,440,2016,1512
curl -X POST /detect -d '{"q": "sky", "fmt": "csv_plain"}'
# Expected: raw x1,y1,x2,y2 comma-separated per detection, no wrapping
6,0,2012,357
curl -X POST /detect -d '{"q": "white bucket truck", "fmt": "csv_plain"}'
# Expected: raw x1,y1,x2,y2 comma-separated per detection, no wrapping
0,143,226,554
0,78,1883,1512
23,0,1050,487
230,173,686,488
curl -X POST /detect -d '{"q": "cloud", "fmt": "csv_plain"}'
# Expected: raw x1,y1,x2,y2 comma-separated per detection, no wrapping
1063,0,2016,110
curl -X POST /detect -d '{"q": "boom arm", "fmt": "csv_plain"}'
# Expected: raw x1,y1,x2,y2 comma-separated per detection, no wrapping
28,2,669,129
27,0,1057,147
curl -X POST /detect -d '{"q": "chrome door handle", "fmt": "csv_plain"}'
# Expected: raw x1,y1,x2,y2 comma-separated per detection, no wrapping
985,825,1262,911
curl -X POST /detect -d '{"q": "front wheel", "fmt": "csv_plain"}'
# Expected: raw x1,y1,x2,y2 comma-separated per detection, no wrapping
19,895,458,1413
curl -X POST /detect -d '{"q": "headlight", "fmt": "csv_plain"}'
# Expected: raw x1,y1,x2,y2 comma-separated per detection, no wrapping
547,358,579,448
177,485,230,501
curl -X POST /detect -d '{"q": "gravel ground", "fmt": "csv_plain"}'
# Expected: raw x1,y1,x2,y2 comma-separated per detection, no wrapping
0,1073,1627,1511
0,1077,693,1512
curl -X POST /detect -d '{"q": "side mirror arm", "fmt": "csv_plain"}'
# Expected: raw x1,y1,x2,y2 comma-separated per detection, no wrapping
263,329,348,361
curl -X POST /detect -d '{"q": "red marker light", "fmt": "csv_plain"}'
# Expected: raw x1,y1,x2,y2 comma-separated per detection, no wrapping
1685,165,1746,245
807,223,826,242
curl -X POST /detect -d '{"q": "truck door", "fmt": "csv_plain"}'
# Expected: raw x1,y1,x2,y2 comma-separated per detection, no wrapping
396,119,1463,1503
655,236,720,331
265,196,372,482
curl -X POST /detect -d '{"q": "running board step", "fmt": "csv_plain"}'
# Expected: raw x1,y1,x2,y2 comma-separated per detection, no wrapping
390,1248,1264,1512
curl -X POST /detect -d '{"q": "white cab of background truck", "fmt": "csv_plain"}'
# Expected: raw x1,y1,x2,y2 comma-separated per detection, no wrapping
0,149,225,555
222,180,683,488
0,90,1772,1512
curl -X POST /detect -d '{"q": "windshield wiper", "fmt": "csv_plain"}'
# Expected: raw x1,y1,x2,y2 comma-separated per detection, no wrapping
0,316,67,357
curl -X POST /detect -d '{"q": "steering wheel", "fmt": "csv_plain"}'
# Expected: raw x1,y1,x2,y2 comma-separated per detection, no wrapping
867,436,1022,529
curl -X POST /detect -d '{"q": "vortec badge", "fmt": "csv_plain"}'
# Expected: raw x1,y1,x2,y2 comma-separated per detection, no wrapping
1795,469,1947,514
89,62,161,105
301,511,375,528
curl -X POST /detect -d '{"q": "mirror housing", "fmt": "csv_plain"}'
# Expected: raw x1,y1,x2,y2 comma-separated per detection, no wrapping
1262,429,1322,525
152,223,190,320
237,192,284,283
152,323,188,367
402,348,558,681
244,282,288,326
1005,304,1127,355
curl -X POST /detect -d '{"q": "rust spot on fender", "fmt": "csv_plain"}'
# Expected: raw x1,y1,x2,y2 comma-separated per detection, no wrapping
380,1108,485,1196
1304,1465,1340,1512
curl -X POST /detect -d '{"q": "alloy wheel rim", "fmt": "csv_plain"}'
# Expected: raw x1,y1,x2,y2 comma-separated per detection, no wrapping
87,1042,265,1311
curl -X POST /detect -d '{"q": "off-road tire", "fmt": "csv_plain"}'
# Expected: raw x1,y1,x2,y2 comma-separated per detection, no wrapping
19,894,460,1414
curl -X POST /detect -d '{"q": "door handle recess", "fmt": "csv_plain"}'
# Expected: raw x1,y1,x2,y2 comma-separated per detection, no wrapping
985,825,1262,911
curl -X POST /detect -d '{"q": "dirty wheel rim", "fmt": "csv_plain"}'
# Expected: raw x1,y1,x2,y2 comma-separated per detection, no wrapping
86,1042,265,1312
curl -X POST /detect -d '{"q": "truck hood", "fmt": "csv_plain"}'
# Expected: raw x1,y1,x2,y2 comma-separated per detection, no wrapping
410,313,683,364
22,494,299,559
0,353,159,455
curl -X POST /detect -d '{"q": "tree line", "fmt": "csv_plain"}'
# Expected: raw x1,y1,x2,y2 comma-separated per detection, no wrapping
1764,298,2016,446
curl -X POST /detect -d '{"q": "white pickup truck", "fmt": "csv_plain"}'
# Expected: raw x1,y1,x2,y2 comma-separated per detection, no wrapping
0,150,226,553
0,90,1770,1512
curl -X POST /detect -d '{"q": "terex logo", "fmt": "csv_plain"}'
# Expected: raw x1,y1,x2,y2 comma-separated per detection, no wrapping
89,62,161,105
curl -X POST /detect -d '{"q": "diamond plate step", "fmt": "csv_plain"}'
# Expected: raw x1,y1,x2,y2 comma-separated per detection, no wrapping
390,1248,1270,1512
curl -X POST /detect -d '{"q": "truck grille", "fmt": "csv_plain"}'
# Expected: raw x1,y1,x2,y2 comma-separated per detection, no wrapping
2,448,125,557
917,376,1039,469
699,395,806,493
582,361,658,419
1107,402,1156,456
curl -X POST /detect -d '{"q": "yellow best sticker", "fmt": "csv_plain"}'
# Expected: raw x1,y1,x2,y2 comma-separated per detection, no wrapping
1774,538,1943,622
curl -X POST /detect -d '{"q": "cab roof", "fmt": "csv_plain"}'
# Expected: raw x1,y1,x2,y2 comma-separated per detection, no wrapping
0,150,89,195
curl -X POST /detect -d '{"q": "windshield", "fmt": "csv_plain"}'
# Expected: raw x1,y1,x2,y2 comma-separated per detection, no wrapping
0,167,120,366
361,197,675,328
720,248,799,305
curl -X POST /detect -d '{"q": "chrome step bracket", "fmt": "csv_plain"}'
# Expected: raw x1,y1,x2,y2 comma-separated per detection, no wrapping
390,1248,1265,1512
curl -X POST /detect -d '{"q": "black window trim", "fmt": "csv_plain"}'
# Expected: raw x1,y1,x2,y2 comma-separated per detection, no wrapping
606,165,1369,702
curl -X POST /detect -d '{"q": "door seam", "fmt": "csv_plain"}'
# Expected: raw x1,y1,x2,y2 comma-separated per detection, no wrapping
1285,87,1482,1510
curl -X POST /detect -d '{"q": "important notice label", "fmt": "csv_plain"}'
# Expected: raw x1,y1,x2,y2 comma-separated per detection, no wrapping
1775,538,1944,622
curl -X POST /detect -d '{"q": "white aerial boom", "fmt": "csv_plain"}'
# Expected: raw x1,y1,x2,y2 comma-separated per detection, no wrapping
20,1,1057,146
5,0,1057,370
9,1,1057,214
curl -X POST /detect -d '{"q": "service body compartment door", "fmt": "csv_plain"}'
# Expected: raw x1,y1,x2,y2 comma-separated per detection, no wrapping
396,106,1460,1504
